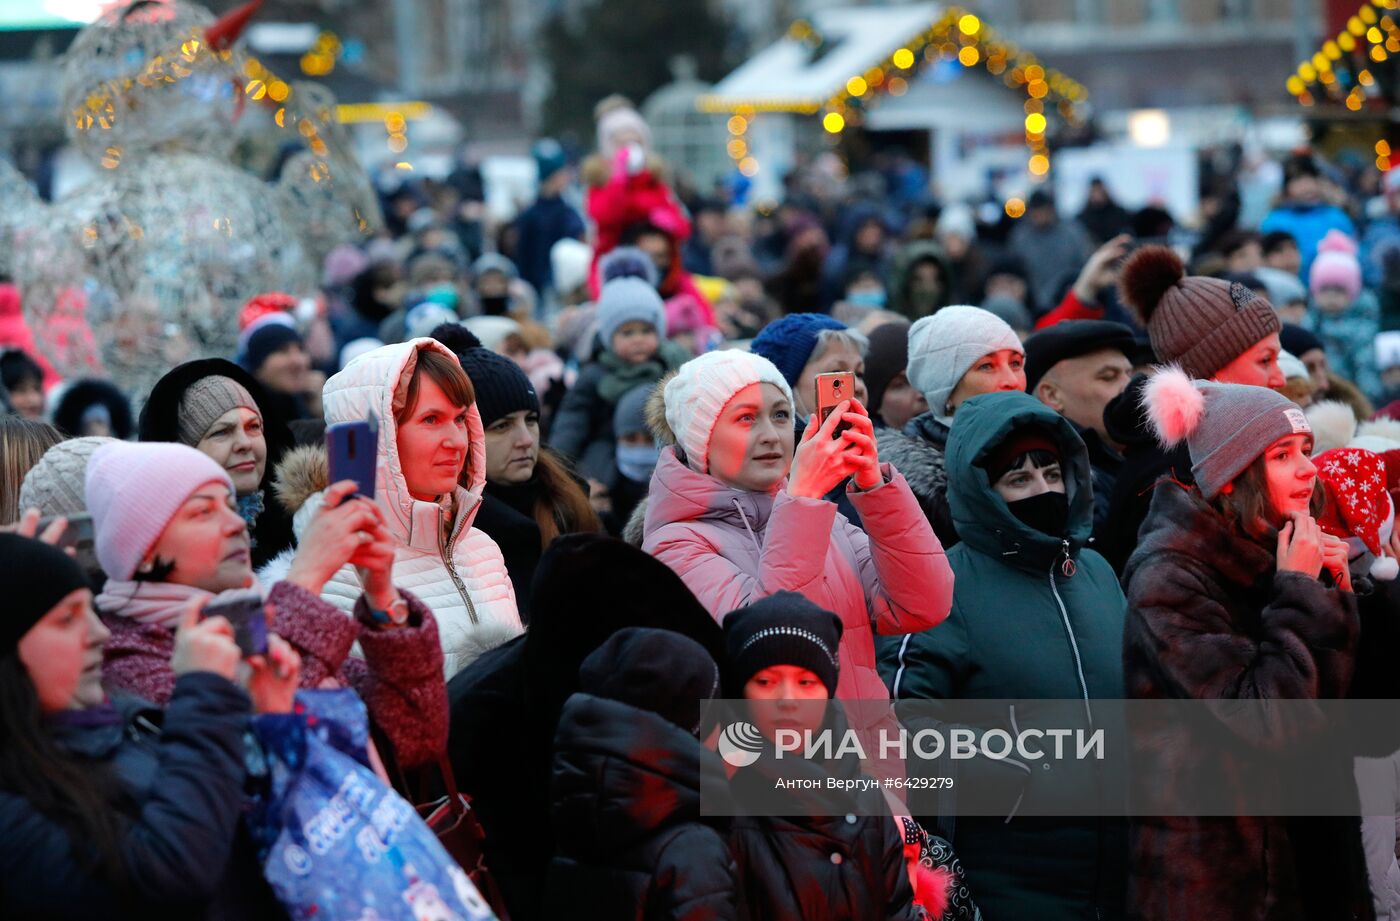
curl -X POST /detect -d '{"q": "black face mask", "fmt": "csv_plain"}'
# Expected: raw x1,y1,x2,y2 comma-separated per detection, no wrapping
1006,491,1070,538
480,294,510,316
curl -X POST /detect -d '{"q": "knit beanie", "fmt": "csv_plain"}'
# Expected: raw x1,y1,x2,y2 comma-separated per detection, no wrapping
750,314,850,387
1120,246,1280,380
863,320,913,420
907,305,1023,415
1309,230,1362,302
86,441,235,581
1143,366,1312,500
176,375,259,447
663,350,792,474
0,534,90,657
722,591,843,698
596,101,651,160
532,137,569,182
597,277,667,348
1313,447,1398,580
598,246,661,289
238,319,303,374
613,383,653,439
1279,324,1324,359
456,347,539,428
18,436,116,518
984,427,1062,482
578,627,720,736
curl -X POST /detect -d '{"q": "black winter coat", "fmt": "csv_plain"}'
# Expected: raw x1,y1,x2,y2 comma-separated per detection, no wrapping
729,738,919,921
1123,484,1371,921
473,487,543,620
546,694,738,920
0,673,275,920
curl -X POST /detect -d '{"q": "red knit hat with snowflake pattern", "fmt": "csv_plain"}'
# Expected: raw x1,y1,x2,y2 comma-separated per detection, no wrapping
1314,447,1398,580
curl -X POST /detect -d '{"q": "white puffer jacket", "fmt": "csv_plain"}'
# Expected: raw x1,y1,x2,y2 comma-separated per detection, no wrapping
263,338,522,678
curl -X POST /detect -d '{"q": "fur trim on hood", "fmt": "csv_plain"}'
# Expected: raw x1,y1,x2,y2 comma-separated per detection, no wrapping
273,444,329,517
874,426,948,506
622,497,649,548
1305,400,1358,455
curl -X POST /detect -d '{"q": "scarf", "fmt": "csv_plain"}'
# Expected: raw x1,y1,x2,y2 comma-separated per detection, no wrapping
95,578,265,630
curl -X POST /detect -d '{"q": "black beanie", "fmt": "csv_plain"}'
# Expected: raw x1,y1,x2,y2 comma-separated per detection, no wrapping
434,321,540,429
0,534,91,656
578,627,720,736
238,323,303,374
723,592,843,698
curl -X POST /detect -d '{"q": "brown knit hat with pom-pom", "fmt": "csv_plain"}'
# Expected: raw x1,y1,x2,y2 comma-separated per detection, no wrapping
1119,245,1279,380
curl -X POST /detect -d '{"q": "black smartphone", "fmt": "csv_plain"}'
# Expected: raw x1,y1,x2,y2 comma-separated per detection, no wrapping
201,590,269,658
326,418,377,499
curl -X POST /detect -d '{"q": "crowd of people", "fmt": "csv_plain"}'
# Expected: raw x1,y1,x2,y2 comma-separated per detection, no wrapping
3,92,1400,920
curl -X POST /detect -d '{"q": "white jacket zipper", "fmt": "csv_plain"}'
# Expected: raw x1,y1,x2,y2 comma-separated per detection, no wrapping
1051,539,1093,728
439,505,478,625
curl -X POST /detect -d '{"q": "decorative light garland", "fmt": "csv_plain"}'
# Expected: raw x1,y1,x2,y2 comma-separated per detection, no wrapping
710,7,1087,188
1285,0,1398,172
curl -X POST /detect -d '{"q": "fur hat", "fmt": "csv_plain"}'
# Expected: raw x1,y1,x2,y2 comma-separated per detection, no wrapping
1143,365,1312,500
1120,246,1280,380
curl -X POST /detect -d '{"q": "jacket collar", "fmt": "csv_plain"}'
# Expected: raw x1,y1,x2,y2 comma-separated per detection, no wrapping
904,410,952,450
645,447,778,535
46,694,160,759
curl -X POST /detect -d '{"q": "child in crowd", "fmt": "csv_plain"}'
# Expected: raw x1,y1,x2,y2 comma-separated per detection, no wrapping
546,627,737,918
1307,229,1382,401
722,591,931,921
549,275,688,484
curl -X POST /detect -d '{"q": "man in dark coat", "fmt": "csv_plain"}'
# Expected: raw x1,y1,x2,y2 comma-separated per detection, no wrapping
513,139,585,300
446,534,725,921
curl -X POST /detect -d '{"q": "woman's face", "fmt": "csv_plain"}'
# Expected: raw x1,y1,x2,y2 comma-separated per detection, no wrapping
705,383,795,493
993,456,1066,503
1213,334,1285,389
397,375,470,502
17,589,109,712
744,665,829,746
483,409,540,485
143,482,253,593
1262,433,1317,521
794,341,868,417
195,406,267,496
878,372,928,431
948,349,1026,414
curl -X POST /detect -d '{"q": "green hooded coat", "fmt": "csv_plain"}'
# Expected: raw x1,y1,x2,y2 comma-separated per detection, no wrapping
879,391,1127,921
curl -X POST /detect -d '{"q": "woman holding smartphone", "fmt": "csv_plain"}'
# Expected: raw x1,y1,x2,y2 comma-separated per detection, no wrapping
86,440,449,770
641,348,953,714
1124,368,1370,920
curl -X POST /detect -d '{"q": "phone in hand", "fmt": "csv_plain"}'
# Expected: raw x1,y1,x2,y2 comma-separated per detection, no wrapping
815,371,856,439
326,418,377,500
36,513,98,575
201,590,270,658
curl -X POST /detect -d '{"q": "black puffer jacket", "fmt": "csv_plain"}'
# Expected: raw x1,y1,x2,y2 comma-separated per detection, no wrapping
546,694,738,919
729,731,919,921
0,673,278,920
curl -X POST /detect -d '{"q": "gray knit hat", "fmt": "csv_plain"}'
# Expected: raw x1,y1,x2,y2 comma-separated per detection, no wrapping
1143,366,1312,499
907,305,1023,417
596,277,667,348
176,375,259,447
18,436,117,518
1120,246,1280,380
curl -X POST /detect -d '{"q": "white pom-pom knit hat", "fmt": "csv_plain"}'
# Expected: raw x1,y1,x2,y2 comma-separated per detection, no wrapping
1142,366,1312,500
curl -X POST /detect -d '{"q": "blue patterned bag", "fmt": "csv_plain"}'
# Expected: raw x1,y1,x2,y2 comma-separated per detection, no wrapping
248,689,497,921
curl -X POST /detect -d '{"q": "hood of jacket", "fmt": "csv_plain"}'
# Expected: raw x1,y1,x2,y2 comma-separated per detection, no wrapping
889,239,953,319
644,445,780,537
320,338,487,551
551,694,730,854
945,391,1094,570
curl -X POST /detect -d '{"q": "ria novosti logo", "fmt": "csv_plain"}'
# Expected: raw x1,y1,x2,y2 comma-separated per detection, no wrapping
718,721,764,767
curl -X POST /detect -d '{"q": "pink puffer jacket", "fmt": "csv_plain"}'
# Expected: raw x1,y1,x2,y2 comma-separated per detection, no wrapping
642,447,953,704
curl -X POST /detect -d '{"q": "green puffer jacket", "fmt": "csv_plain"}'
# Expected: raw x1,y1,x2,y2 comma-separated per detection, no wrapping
878,391,1128,921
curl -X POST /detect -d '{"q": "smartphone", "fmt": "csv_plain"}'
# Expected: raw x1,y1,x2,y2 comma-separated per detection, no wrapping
201,590,269,658
815,371,856,439
36,513,98,574
326,418,377,500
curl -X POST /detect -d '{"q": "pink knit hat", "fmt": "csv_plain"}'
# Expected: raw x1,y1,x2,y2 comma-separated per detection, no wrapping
1309,230,1362,302
85,442,234,581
